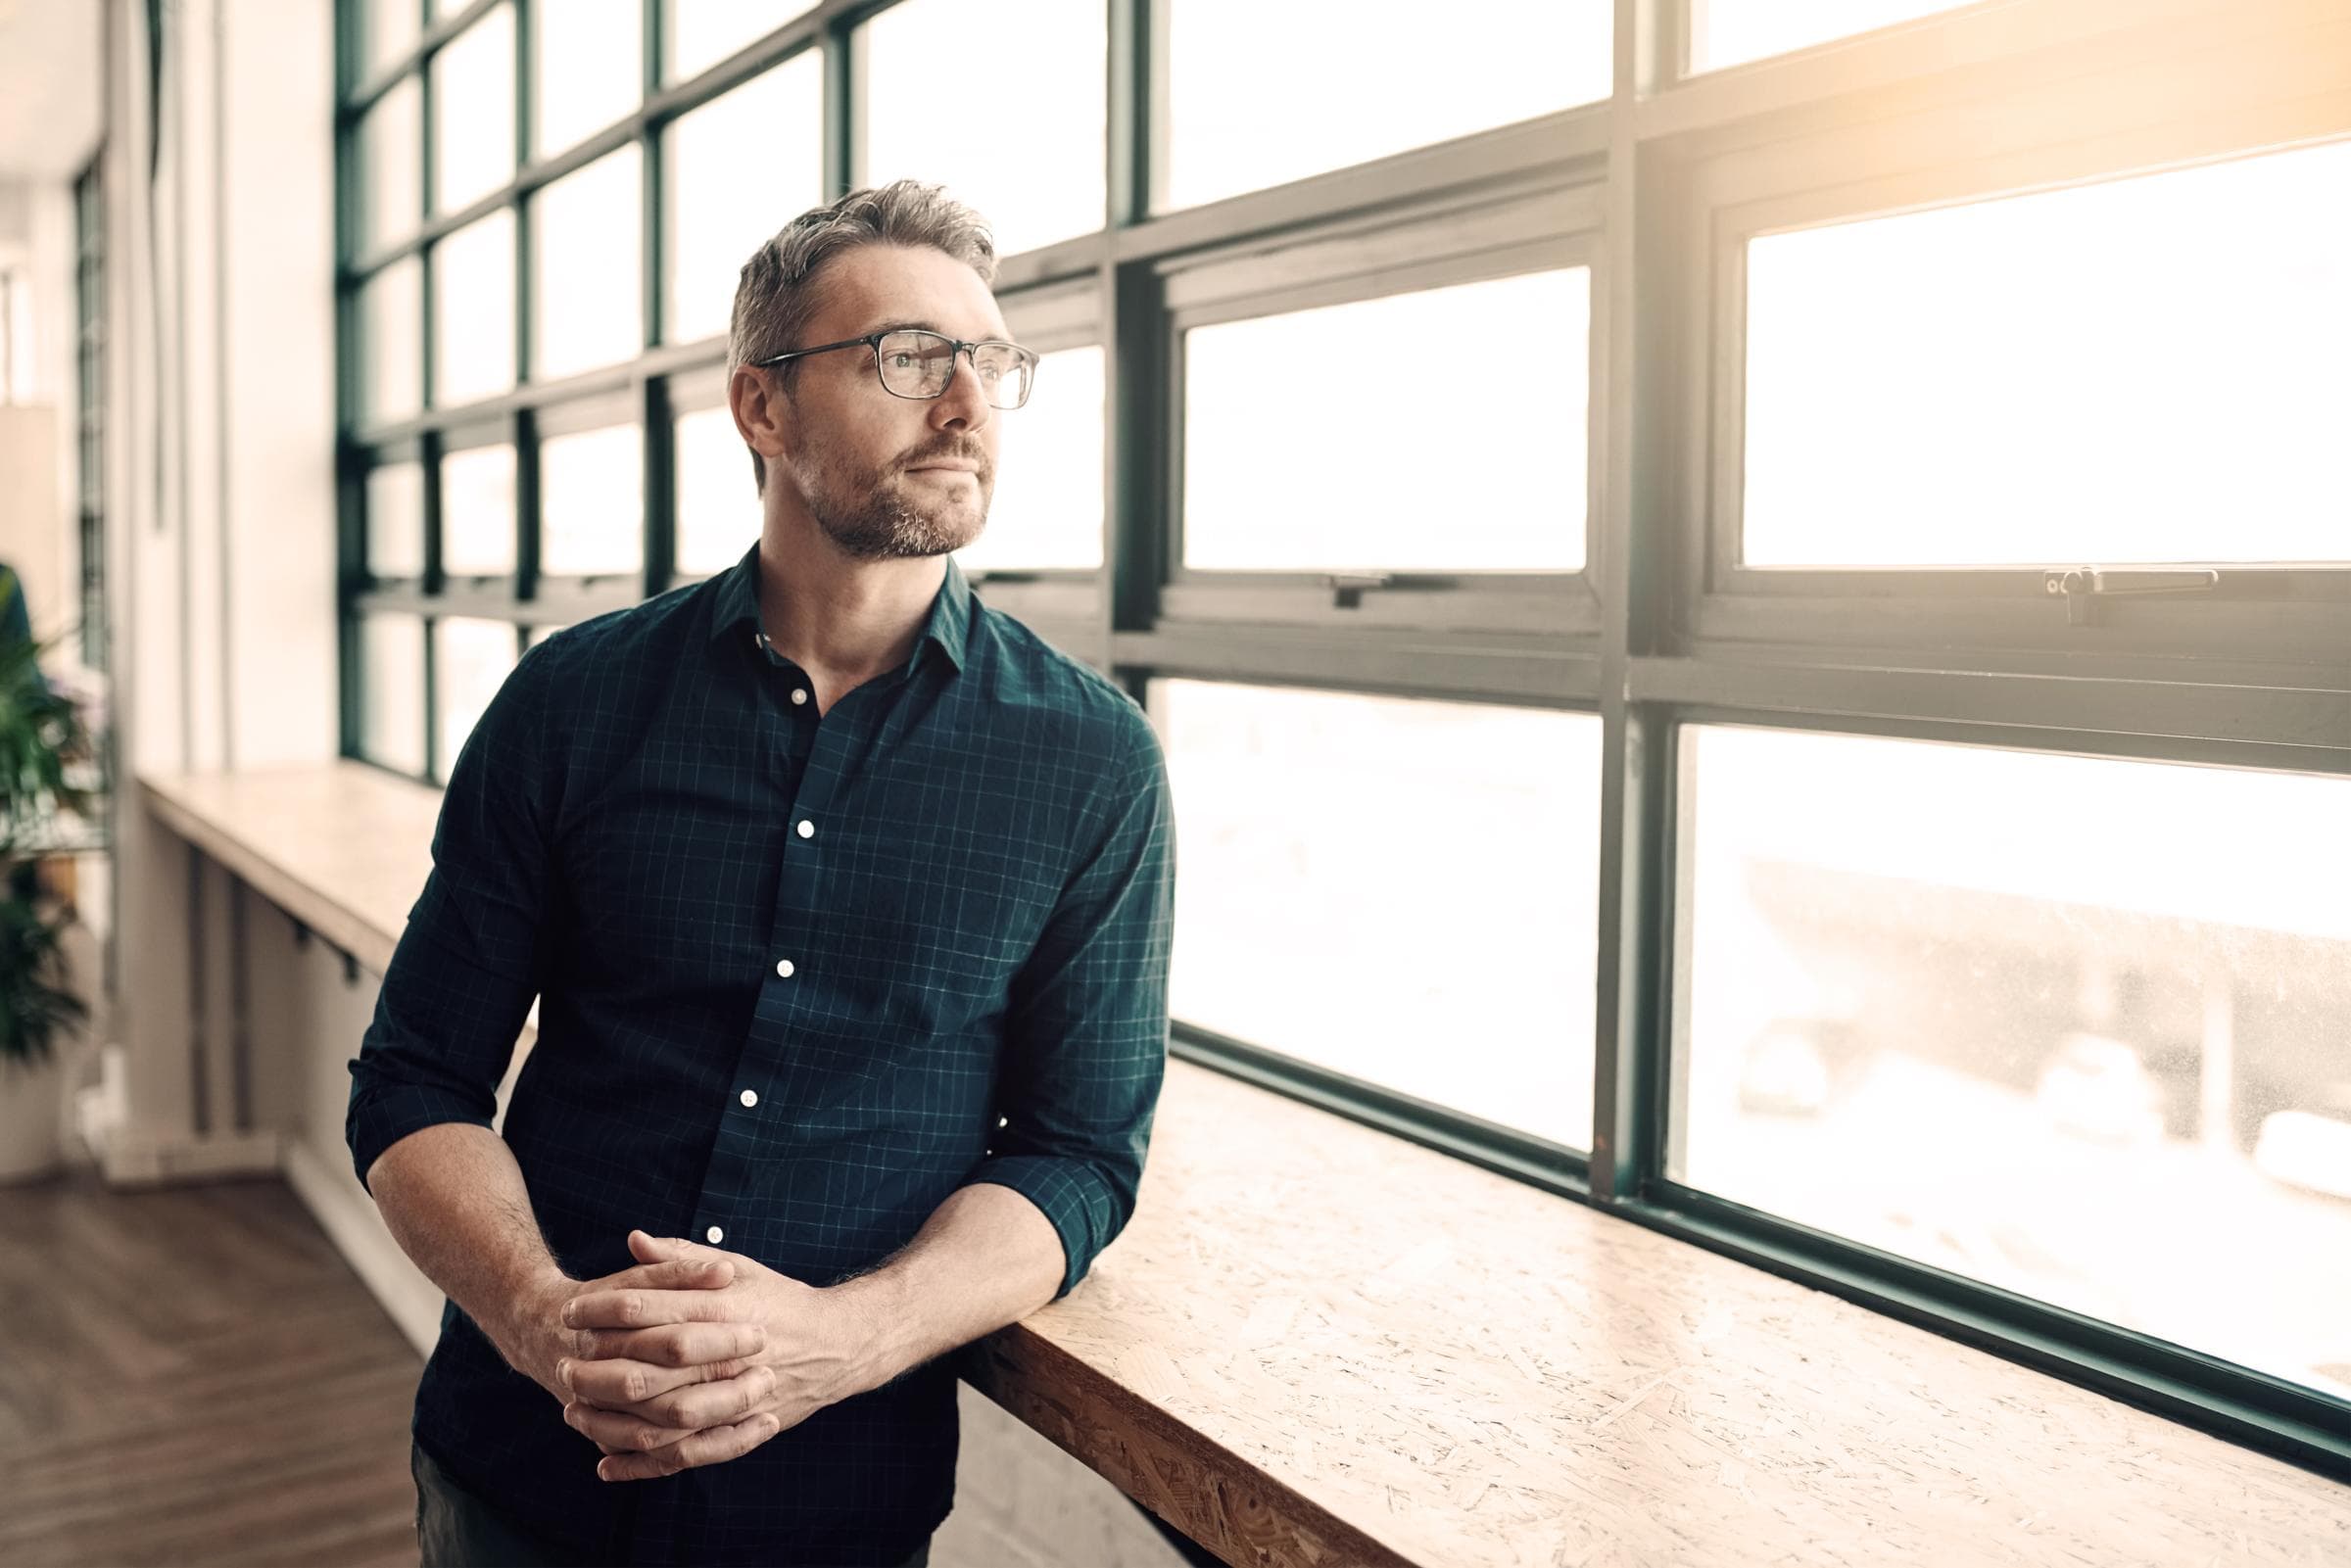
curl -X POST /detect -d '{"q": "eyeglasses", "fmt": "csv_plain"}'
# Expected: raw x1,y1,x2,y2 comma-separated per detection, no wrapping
755,328,1038,409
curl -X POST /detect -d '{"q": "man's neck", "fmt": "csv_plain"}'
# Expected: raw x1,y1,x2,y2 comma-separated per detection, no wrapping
753,524,943,682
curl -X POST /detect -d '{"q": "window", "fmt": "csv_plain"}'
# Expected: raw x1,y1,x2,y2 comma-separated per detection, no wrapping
540,422,644,577
1162,0,1610,212
1677,725,2351,1401
1742,141,2351,569
664,57,822,346
441,443,517,578
1181,270,1590,573
336,0,2351,1477
859,0,1106,258
365,462,425,579
1164,680,1601,1150
665,0,817,84
1688,0,1980,74
360,614,426,775
531,148,642,382
958,345,1104,574
431,211,514,408
533,0,640,158
358,258,422,425
435,617,521,783
358,78,420,256
674,403,758,578
430,6,514,215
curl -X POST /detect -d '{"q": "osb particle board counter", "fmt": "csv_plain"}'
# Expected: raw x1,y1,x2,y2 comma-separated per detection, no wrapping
142,763,2351,1568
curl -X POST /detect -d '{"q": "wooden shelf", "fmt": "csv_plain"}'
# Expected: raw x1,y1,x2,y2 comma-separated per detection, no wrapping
140,762,2351,1567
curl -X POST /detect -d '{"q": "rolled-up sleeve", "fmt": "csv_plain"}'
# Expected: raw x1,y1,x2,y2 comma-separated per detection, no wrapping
346,644,556,1194
968,709,1176,1300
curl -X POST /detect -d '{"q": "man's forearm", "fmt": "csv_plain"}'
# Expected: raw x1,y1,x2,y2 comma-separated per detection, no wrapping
835,1181,1067,1391
366,1121,569,1369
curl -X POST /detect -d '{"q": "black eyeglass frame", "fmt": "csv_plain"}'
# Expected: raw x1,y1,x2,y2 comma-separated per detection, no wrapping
753,329,1039,409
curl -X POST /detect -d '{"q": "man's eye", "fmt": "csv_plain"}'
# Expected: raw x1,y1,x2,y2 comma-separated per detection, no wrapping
888,354,915,369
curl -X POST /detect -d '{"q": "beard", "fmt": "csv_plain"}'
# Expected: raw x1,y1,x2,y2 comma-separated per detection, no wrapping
787,425,993,562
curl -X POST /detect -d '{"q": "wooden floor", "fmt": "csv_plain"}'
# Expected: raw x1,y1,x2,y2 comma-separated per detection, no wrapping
0,1163,423,1568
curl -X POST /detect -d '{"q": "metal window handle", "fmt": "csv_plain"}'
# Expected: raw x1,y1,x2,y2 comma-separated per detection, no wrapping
1327,572,1391,608
2043,566,2218,625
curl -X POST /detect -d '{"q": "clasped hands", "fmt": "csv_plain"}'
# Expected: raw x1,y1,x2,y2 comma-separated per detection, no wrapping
517,1230,885,1483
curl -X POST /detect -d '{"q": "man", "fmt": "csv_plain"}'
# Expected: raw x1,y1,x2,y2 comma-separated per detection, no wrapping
347,180,1176,1567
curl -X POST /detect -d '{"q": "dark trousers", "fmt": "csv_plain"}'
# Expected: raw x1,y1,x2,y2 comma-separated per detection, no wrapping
412,1442,933,1568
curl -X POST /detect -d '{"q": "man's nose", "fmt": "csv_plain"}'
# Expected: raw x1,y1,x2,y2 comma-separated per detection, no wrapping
930,352,993,432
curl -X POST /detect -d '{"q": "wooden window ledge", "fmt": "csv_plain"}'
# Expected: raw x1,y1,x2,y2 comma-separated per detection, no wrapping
142,763,2351,1567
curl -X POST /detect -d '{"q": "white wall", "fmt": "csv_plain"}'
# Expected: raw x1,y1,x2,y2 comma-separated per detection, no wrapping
101,0,337,1149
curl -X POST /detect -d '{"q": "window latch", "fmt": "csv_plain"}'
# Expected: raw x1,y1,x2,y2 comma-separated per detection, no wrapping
2042,566,2217,626
1326,571,1392,609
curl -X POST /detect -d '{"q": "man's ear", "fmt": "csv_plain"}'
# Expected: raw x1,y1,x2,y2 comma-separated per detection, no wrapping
730,363,795,473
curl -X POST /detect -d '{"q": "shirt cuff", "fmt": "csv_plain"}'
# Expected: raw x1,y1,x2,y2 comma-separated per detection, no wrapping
346,1079,499,1195
962,1155,1123,1301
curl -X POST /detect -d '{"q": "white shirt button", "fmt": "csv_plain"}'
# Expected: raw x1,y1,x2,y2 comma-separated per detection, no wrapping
705,1225,725,1245
791,688,807,705
774,958,794,978
796,820,814,839
739,1089,758,1108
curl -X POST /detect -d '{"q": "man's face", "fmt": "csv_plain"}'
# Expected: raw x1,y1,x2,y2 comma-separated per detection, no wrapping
767,244,1010,562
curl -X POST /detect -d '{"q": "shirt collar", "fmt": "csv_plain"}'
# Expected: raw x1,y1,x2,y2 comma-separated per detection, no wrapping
706,540,971,679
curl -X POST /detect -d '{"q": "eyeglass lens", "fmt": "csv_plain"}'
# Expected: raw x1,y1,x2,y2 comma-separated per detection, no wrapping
877,329,1033,408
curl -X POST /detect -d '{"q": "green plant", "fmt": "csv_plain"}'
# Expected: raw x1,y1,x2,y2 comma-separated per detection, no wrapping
0,586,95,1071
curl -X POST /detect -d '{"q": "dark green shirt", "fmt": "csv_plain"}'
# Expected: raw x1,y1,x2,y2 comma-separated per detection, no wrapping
346,541,1176,1565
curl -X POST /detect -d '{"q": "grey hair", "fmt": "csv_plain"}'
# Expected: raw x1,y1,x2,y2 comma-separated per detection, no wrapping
728,180,999,494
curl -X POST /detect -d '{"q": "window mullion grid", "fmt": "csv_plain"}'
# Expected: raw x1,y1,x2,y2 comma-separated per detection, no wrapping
334,0,360,762
641,0,668,603
1590,0,1659,1207
827,13,856,200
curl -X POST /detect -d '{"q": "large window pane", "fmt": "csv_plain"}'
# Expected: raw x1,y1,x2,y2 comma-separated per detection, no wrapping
432,5,515,214
1678,726,2351,1400
665,0,816,83
1165,0,1610,213
859,0,1104,258
956,344,1103,573
360,614,425,775
533,0,641,157
541,423,644,576
366,461,425,578
674,404,758,577
1690,0,1976,73
663,56,822,345
433,210,515,407
442,444,517,576
532,148,642,381
435,617,520,784
1163,680,1601,1149
1744,140,2351,567
1183,269,1588,571
359,258,422,424
358,77,420,255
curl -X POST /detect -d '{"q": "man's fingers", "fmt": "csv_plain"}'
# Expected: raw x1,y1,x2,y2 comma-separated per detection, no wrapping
563,1353,759,1409
635,1365,776,1434
596,1412,784,1484
571,1319,767,1369
607,1257,734,1291
562,1286,747,1333
565,1401,696,1455
627,1230,744,1272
